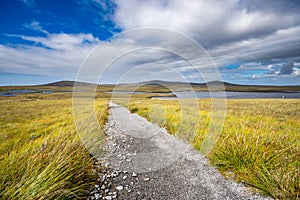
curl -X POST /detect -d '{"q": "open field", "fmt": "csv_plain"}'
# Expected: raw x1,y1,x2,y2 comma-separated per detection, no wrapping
0,95,108,199
125,98,300,199
1,84,299,199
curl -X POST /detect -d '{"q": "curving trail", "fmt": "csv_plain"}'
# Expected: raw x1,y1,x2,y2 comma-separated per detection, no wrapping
90,103,271,200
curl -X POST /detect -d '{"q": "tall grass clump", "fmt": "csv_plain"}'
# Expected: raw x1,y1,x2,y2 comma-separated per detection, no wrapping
209,99,300,199
0,98,108,199
127,98,300,199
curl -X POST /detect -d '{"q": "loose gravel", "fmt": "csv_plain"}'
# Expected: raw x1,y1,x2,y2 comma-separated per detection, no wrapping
88,103,271,200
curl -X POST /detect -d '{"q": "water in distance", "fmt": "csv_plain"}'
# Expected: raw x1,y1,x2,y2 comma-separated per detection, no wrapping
152,91,300,99
0,89,53,97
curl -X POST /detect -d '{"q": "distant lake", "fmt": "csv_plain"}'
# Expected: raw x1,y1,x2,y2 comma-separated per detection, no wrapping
152,91,300,99
0,89,53,97
106,91,154,94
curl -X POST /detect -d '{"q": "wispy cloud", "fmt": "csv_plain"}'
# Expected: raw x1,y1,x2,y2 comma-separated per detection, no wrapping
23,21,49,35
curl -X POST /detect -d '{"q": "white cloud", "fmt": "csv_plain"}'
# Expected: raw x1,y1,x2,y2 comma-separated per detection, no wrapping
293,67,300,76
0,33,100,78
113,0,300,47
18,33,99,50
294,62,300,66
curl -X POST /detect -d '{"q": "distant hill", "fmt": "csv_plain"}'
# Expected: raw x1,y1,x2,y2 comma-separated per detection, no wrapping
35,80,300,92
139,80,240,86
41,81,96,87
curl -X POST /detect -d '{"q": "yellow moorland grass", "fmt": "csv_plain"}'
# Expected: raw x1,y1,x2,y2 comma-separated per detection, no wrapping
0,97,108,199
126,98,300,199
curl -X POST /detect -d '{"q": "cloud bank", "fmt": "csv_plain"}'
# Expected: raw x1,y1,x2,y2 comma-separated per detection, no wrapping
0,0,300,85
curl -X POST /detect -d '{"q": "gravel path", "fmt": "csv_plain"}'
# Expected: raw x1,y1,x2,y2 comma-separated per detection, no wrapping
89,103,271,200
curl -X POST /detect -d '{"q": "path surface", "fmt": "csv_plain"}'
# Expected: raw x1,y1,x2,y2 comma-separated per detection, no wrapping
90,103,271,200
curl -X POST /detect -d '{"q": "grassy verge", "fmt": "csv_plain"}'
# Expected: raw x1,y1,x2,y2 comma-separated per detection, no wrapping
126,98,300,199
0,97,108,199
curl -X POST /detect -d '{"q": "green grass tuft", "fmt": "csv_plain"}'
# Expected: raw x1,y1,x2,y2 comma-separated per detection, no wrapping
0,98,108,199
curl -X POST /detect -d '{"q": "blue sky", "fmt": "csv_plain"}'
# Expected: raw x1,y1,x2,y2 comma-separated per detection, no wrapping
1,0,300,85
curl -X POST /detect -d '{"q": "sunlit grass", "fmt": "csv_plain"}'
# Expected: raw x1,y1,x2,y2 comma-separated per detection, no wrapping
2,92,299,199
126,98,300,199
0,98,108,199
